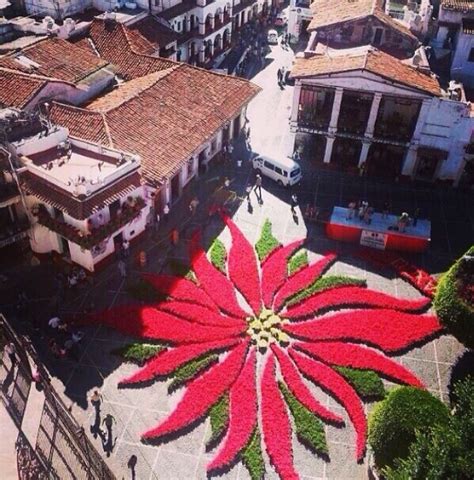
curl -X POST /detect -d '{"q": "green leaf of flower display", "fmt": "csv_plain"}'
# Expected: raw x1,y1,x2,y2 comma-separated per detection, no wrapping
241,429,266,480
279,382,328,456
207,394,229,447
255,219,280,261
335,367,385,400
287,275,367,306
210,238,227,273
169,353,219,392
112,343,164,365
288,250,309,276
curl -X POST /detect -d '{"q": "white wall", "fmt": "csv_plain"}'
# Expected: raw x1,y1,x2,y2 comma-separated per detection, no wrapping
25,0,92,19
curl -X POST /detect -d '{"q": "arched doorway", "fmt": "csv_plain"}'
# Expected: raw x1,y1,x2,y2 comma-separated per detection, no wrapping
214,34,222,55
205,14,213,35
188,41,196,62
204,39,213,60
224,3,231,22
215,7,223,28
223,28,231,48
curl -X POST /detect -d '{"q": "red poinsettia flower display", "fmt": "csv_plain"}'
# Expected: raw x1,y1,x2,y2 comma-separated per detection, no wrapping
90,216,442,479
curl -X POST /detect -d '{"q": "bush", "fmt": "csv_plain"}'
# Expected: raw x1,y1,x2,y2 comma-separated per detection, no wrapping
255,219,280,261
434,246,474,349
368,387,450,470
209,239,227,273
384,377,474,480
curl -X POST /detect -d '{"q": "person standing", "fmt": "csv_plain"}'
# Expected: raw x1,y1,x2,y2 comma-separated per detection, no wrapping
413,207,420,227
5,342,16,367
291,193,298,215
122,238,130,257
277,67,282,85
90,389,103,437
163,203,170,223
382,200,390,219
281,66,286,85
254,174,262,197
154,212,160,233
118,259,127,279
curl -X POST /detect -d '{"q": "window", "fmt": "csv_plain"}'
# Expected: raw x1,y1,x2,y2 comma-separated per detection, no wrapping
290,168,301,178
274,166,283,175
264,160,275,170
468,47,474,62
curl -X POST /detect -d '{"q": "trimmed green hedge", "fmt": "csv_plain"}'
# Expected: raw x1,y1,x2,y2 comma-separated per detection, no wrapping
210,239,227,273
280,382,328,456
287,275,367,307
169,353,218,391
384,377,474,480
112,343,163,365
207,394,229,447
241,429,265,480
335,367,385,400
288,250,309,276
434,246,474,349
255,219,280,261
368,387,450,470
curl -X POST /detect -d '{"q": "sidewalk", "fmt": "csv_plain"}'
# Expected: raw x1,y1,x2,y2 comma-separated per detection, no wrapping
0,405,18,479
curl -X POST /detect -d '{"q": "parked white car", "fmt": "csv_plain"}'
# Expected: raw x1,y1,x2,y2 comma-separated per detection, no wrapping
252,155,302,186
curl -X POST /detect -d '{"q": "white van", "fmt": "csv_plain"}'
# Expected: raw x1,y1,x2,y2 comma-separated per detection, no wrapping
267,29,278,45
252,155,302,186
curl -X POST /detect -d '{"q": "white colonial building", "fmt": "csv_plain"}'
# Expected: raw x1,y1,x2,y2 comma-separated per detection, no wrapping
290,45,474,185
10,122,152,272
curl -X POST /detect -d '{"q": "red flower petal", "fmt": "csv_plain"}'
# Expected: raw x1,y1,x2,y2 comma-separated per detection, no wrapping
89,306,245,344
157,301,245,328
190,233,248,318
285,287,430,320
273,253,337,311
142,274,218,311
119,338,241,386
222,215,262,315
207,348,257,471
142,341,249,440
295,342,424,388
271,344,343,424
283,310,442,353
261,239,305,308
261,354,299,480
289,349,366,460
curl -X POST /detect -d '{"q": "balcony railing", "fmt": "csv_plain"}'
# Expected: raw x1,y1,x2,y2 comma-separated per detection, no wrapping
374,121,414,142
34,197,145,250
0,220,30,248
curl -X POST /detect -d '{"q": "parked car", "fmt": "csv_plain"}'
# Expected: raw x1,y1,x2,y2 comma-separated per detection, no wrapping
252,155,302,187
267,29,279,44
274,14,287,27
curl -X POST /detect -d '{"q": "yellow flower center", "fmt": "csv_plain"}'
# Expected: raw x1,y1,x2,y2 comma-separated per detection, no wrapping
246,308,289,351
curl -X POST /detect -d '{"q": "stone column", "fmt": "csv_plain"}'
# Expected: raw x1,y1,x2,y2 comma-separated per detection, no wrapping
218,35,224,49
291,82,302,123
219,11,224,23
209,41,214,57
199,44,206,62
364,92,382,137
199,21,206,35
402,144,418,176
209,15,215,30
323,136,335,164
358,140,371,167
186,17,191,32
328,87,343,134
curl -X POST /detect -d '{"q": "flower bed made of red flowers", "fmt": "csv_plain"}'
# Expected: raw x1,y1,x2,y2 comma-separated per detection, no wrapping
86,215,443,480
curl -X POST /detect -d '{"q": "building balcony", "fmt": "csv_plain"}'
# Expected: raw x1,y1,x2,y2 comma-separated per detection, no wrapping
34,197,145,250
199,18,233,38
178,28,200,45
297,110,331,131
0,219,30,249
233,0,256,15
337,119,368,136
0,183,20,207
374,122,413,143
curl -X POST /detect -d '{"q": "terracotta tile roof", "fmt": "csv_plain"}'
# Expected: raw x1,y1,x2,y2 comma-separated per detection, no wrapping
87,19,176,80
291,48,441,95
0,68,47,108
441,0,474,11
0,37,110,84
308,0,416,40
21,170,142,219
128,16,179,49
50,66,260,184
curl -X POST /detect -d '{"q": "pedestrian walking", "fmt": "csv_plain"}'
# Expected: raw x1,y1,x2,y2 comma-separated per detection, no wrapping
90,389,103,438
228,142,234,156
291,193,298,215
189,197,199,216
224,177,230,189
277,67,282,84
382,200,390,219
154,212,160,233
163,203,170,222
118,259,127,279
254,174,262,198
281,67,286,85
347,201,356,220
